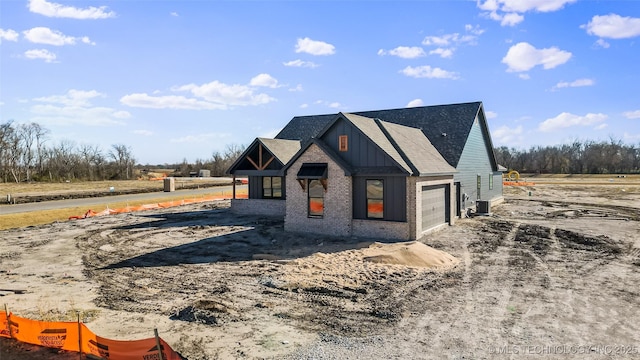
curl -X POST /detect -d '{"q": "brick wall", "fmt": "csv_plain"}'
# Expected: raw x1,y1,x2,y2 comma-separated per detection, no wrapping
352,219,410,240
230,198,286,217
284,143,353,237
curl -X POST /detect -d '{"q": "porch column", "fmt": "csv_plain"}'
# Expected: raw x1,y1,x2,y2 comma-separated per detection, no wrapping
232,175,236,199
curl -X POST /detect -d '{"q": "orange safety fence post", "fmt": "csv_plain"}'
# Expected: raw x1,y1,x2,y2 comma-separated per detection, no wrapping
77,313,82,360
154,328,165,360
2,305,12,338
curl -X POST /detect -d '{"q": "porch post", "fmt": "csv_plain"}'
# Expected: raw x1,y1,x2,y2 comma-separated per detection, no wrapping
232,175,236,199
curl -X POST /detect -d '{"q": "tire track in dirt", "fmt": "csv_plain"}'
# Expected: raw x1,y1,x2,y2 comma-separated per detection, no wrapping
387,220,520,359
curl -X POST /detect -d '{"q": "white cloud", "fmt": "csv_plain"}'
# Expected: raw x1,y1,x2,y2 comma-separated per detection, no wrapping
429,48,454,58
623,110,640,119
170,12,179,17
499,0,576,13
133,130,154,136
31,89,128,126
35,89,102,106
538,112,607,132
283,59,319,68
378,46,426,59
594,123,608,130
407,99,424,107
501,13,525,26
28,0,116,19
422,32,478,46
23,27,93,46
400,65,459,80
120,93,226,110
492,125,523,144
485,111,498,119
478,0,576,26
295,37,335,56
328,102,342,109
552,78,594,91
465,24,485,35
594,39,610,49
420,25,483,58
176,80,276,106
123,76,277,109
299,103,309,109
170,133,230,143
519,73,531,80
502,42,572,72
289,84,303,92
24,49,57,62
249,73,279,88
0,28,19,42
582,14,640,39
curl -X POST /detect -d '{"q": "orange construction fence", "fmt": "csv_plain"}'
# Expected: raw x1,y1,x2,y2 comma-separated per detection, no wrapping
503,181,536,186
69,192,248,220
1,310,182,359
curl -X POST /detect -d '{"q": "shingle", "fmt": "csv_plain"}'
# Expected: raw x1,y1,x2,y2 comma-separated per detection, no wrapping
276,101,482,167
258,138,300,165
377,121,455,176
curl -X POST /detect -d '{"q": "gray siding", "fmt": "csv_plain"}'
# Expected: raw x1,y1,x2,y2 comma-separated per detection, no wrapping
353,176,406,221
322,119,398,168
454,117,502,206
249,176,261,199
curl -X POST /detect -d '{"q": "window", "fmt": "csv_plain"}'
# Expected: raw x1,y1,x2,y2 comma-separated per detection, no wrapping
477,175,482,200
366,179,384,219
339,135,348,152
262,177,282,198
489,173,494,190
308,179,324,217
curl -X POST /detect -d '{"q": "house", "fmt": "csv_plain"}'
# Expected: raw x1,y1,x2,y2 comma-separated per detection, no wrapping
227,101,503,240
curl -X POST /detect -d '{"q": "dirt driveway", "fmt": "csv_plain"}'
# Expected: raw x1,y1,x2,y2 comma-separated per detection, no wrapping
1,183,639,359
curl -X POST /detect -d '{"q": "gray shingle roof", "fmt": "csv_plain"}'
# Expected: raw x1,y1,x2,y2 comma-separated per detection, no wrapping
275,101,483,168
258,138,300,165
377,120,455,176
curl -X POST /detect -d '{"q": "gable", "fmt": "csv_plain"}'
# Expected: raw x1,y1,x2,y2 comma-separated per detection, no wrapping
227,138,300,174
319,114,411,174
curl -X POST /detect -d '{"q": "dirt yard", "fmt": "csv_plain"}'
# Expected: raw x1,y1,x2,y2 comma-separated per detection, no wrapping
1,180,639,359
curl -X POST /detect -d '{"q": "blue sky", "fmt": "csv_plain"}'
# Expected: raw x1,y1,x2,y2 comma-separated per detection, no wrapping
1,0,639,165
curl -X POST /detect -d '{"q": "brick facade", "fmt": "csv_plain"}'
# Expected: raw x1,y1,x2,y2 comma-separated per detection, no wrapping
284,144,353,237
230,198,286,216
283,144,455,241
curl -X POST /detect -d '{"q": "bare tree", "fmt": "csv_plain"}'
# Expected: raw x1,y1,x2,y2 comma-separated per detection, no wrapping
109,144,135,180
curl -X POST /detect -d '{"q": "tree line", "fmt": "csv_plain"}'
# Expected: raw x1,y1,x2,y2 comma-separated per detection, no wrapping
494,138,640,174
3,120,639,183
0,121,245,183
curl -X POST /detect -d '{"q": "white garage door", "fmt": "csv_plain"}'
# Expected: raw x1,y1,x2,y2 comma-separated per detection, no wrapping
421,185,447,231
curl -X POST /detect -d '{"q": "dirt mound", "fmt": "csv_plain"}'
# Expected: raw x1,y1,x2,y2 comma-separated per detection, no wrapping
362,241,459,269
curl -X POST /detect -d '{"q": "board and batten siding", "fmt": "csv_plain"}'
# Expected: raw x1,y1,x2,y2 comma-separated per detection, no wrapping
454,117,503,206
352,176,407,221
322,119,399,168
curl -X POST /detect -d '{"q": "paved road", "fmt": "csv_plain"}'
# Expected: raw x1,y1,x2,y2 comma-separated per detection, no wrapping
0,184,247,215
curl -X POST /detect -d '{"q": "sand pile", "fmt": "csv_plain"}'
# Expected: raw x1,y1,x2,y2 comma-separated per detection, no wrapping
361,241,459,269
277,241,459,291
